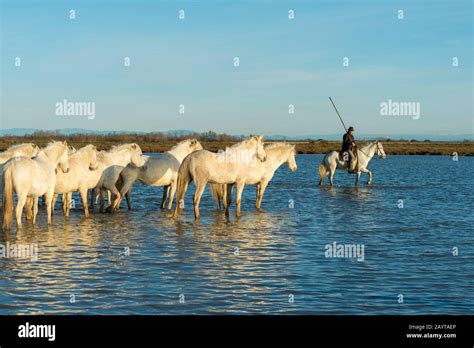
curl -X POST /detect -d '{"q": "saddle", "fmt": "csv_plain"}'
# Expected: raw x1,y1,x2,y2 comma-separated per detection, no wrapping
339,150,358,172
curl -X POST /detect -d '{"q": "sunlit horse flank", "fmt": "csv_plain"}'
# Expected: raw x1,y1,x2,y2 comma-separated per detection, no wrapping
52,144,100,217
2,141,70,229
210,142,297,213
318,141,386,186
0,143,40,205
172,135,267,220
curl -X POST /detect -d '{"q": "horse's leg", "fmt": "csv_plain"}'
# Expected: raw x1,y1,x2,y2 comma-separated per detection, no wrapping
62,193,68,216
193,180,207,220
256,181,269,209
15,193,27,229
107,190,111,206
329,167,336,187
108,185,122,213
90,188,95,209
99,189,106,213
355,171,361,186
361,168,372,185
235,182,245,217
25,197,33,220
224,184,233,217
32,197,39,225
79,187,90,217
44,191,54,225
255,183,260,208
161,185,169,209
167,182,177,210
51,193,59,214
120,184,134,210
125,190,132,210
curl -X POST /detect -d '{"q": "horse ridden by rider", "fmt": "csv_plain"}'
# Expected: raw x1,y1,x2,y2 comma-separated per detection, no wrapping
319,126,387,186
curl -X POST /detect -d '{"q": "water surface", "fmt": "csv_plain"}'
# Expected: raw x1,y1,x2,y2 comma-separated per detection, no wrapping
0,155,472,314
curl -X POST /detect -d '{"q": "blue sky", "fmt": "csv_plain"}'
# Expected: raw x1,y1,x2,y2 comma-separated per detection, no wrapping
1,0,472,136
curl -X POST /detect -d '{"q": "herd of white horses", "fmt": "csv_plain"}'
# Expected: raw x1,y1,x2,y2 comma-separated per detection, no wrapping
0,136,386,229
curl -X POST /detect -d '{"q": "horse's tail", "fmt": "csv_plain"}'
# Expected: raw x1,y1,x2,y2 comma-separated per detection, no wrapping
172,156,192,218
318,162,327,186
209,183,224,207
2,165,14,230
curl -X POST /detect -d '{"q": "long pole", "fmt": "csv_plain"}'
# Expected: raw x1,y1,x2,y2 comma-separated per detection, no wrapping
328,97,363,154
329,97,348,133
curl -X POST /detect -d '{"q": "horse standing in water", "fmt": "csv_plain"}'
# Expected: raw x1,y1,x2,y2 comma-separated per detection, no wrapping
111,139,203,212
2,141,70,229
172,135,267,220
318,141,386,186
210,142,297,213
52,144,99,217
0,143,40,204
89,143,145,213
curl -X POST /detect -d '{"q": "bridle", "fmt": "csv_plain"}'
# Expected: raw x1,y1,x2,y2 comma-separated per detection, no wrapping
357,142,383,158
374,141,386,158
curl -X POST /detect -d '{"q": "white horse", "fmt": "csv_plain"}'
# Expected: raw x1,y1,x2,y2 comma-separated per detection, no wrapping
172,135,267,220
210,143,297,213
0,143,40,164
52,144,99,217
0,143,40,204
318,141,386,186
2,141,70,229
110,139,203,212
89,143,146,213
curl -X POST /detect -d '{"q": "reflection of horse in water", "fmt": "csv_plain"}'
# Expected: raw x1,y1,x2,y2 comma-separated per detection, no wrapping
318,141,386,186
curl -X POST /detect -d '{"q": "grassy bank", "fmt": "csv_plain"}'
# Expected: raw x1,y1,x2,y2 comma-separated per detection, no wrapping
0,133,473,156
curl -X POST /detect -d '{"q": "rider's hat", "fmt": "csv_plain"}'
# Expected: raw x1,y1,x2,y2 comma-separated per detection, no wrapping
348,126,355,132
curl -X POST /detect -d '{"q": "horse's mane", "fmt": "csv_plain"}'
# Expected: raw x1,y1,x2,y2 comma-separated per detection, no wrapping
108,143,138,153
76,144,96,152
71,144,95,157
227,136,260,150
360,141,378,150
264,142,294,151
4,143,35,152
42,141,64,152
169,138,196,151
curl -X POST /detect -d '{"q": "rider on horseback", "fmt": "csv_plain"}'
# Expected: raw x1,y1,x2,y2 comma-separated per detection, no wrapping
341,126,357,173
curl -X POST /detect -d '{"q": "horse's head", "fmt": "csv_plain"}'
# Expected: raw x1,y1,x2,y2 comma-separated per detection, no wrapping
68,145,77,156
253,135,267,162
287,144,297,172
88,145,99,171
58,141,70,173
30,143,40,157
375,141,386,159
189,139,203,152
130,143,146,167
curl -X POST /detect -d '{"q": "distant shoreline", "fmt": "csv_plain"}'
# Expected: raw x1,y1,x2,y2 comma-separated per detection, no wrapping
1,134,473,156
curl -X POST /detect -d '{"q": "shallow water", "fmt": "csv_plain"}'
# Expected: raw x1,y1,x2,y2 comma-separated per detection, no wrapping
0,154,473,314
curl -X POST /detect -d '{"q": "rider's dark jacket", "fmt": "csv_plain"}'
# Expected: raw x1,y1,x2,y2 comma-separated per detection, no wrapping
341,132,355,153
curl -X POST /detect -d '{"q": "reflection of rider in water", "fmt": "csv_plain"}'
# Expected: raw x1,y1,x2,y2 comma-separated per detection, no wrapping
341,126,356,173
